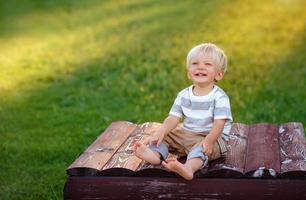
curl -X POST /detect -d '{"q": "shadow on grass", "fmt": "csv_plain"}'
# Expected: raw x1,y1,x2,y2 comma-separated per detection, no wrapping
0,0,169,39
0,1,226,199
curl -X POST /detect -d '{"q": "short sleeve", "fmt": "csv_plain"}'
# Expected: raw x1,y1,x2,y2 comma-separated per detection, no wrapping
213,95,233,121
169,95,183,118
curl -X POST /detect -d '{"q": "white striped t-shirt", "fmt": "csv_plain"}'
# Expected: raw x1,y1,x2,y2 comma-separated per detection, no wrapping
169,85,233,139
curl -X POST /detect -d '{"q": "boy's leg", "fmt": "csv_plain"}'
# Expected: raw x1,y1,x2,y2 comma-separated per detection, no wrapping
162,157,203,180
162,145,207,180
133,142,168,165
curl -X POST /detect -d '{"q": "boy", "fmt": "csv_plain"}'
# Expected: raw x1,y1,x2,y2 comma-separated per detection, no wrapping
133,43,232,180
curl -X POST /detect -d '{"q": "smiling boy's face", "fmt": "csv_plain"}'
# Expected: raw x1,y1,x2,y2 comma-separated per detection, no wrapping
187,54,224,87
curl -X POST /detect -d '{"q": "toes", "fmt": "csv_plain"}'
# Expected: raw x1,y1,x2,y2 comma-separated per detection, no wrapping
161,161,171,171
135,142,142,147
161,161,168,167
166,157,177,162
133,142,142,152
133,145,138,152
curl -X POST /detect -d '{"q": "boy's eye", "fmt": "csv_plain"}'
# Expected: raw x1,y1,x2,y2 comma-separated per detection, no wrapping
192,62,198,65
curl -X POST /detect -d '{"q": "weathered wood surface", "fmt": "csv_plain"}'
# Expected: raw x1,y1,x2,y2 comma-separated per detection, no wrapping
67,121,306,178
67,121,137,175
245,124,280,177
102,122,161,171
64,176,306,200
206,123,248,177
279,123,306,177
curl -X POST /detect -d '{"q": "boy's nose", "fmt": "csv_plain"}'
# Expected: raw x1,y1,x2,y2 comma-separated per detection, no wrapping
198,63,206,69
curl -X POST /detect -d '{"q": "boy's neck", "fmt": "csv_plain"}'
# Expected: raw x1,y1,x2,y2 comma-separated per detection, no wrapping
192,83,215,96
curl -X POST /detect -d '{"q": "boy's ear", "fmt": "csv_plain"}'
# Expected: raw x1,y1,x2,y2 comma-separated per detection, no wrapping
215,71,224,82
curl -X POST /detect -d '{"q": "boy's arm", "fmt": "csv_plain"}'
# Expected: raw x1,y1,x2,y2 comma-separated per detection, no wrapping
148,115,180,147
159,115,181,135
202,119,226,157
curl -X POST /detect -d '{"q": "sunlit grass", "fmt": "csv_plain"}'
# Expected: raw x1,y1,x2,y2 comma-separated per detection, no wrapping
0,0,306,199
0,0,184,97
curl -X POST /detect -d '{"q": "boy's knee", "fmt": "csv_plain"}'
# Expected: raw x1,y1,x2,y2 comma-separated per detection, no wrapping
149,143,169,161
187,146,209,167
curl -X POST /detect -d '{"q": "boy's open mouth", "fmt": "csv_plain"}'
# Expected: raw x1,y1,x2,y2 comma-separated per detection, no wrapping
195,72,207,76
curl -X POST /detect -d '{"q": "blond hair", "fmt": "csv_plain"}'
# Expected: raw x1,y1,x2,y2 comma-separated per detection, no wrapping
186,43,228,73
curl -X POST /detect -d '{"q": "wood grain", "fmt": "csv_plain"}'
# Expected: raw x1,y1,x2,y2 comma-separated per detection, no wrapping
244,124,280,177
64,176,306,200
208,123,249,177
102,122,162,171
67,121,306,178
279,122,306,176
67,121,137,175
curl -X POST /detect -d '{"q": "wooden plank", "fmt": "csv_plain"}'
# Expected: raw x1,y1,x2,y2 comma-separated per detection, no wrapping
64,176,306,200
279,122,306,177
103,123,154,171
102,122,161,171
207,123,249,177
244,124,280,177
101,123,144,170
102,122,251,177
67,121,137,175
66,121,306,178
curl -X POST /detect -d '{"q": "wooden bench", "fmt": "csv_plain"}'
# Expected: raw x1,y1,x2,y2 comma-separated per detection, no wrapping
64,121,306,199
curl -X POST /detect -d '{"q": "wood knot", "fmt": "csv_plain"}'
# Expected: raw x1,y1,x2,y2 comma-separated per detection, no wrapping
96,147,114,152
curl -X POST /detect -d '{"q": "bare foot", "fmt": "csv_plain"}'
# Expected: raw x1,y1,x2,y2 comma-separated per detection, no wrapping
133,142,161,165
162,158,193,180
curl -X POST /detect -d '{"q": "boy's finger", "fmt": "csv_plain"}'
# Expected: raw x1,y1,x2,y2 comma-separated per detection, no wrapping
156,138,162,147
203,148,209,156
146,139,152,146
202,145,206,153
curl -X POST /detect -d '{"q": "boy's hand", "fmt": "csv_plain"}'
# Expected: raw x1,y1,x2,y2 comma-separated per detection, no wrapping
202,138,214,157
202,119,226,157
144,115,180,147
145,131,164,147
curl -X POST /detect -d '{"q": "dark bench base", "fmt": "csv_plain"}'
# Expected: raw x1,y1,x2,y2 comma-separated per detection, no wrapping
64,176,306,200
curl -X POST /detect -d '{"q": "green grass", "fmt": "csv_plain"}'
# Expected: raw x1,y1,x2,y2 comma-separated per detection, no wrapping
0,0,306,199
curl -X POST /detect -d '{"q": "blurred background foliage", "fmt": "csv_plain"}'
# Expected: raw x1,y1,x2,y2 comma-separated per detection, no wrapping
0,0,305,199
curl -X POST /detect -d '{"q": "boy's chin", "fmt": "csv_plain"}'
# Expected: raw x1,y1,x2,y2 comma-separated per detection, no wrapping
193,82,214,88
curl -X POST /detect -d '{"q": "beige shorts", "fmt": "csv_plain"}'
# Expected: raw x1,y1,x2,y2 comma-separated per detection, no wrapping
162,124,227,161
